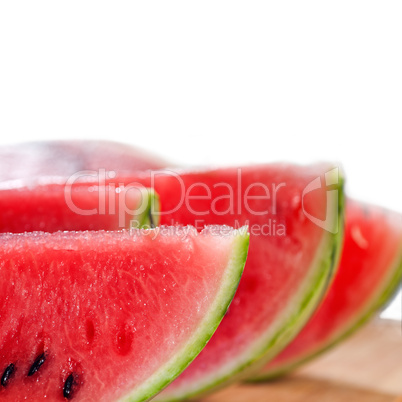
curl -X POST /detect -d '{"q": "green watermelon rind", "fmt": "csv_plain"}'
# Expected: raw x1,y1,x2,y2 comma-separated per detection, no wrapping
157,178,345,401
251,239,402,381
132,189,161,229
118,229,249,402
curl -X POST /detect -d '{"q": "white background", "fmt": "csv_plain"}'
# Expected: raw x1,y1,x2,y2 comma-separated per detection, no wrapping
0,1,401,319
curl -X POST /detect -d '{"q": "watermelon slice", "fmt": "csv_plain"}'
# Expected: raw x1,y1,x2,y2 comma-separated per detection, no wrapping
0,226,248,401
0,140,167,182
29,163,343,400
0,184,159,233
250,199,402,380
143,165,345,401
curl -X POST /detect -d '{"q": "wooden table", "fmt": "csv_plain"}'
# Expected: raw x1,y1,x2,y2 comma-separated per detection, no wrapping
201,318,402,402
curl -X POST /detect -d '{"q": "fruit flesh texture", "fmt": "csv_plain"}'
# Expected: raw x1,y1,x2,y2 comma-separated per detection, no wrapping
0,140,167,182
0,227,247,402
59,163,343,399
253,199,402,379
0,184,157,233
0,163,343,399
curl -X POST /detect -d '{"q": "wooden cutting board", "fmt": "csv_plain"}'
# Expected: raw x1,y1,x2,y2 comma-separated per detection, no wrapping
201,318,402,402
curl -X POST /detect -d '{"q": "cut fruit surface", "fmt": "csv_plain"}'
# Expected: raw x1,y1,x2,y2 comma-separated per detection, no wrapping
0,226,248,402
252,200,402,380
35,163,343,400
0,184,159,233
0,163,345,400
144,164,345,401
0,140,167,182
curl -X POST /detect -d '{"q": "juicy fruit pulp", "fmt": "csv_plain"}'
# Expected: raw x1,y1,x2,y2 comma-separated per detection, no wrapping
0,227,248,402
148,165,344,401
253,200,402,380
0,140,167,182
54,163,343,400
0,185,159,233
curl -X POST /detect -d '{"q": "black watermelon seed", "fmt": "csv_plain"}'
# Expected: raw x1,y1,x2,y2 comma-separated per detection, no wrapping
63,374,75,399
1,363,15,387
27,353,46,376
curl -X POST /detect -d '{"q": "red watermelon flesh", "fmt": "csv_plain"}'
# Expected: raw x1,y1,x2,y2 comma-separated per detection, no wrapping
0,140,167,182
26,163,343,399
0,184,158,233
251,199,402,380
0,227,248,401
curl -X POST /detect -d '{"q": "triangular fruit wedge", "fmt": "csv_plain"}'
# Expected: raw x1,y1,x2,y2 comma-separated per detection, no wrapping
142,164,345,401
0,140,167,182
38,163,343,400
0,163,345,399
251,199,402,380
0,184,159,233
0,226,248,401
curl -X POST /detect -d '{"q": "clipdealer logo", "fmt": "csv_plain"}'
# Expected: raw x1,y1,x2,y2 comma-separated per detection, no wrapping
302,167,340,234
63,167,340,235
